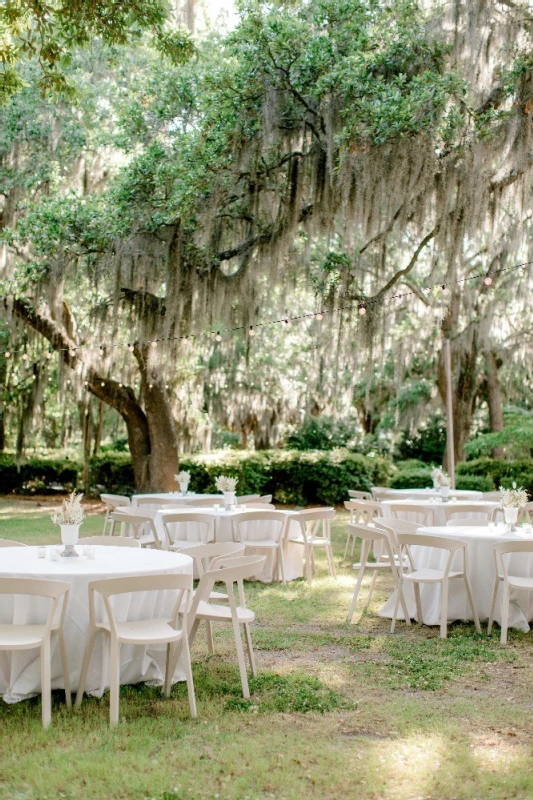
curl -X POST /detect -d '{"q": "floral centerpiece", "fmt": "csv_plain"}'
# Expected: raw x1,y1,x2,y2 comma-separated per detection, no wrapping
51,491,85,557
175,470,191,494
215,475,238,507
499,483,529,529
431,467,449,491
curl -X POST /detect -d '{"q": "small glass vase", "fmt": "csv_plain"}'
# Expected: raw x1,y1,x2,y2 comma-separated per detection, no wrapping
60,524,80,557
440,486,450,502
179,482,189,496
503,506,519,531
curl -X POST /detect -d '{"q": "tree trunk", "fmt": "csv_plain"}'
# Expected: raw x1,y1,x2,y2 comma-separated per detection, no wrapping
437,335,479,463
485,349,504,459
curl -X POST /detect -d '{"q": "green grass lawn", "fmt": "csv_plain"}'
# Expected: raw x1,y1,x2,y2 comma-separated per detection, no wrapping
1,497,533,799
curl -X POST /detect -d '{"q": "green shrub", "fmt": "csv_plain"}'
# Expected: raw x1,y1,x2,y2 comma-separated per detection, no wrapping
284,416,360,451
89,451,135,494
0,453,80,494
390,467,432,489
457,458,533,496
395,415,447,464
455,474,494,492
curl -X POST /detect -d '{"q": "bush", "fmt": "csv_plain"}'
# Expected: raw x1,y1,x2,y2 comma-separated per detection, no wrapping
89,452,135,495
395,416,447,464
455,475,494,492
0,453,80,494
390,467,433,489
457,458,533,496
284,416,360,451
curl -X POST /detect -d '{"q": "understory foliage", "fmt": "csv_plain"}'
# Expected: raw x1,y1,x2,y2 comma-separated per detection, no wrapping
1,1,533,487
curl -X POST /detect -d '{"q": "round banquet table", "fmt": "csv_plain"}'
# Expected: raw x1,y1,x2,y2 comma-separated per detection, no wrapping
117,505,304,583
379,525,533,631
132,492,222,506
380,498,499,526
0,546,192,704
382,488,483,500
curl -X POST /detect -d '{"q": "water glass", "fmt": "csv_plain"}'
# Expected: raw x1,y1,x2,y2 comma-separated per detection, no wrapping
87,546,96,560
50,548,59,562
241,504,247,510
213,504,220,512
37,546,46,559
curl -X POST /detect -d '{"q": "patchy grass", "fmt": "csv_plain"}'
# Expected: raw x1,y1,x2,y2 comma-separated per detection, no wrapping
1,496,533,799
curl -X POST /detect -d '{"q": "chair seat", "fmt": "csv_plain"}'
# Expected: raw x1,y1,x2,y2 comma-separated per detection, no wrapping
241,539,280,548
353,560,394,571
508,576,533,590
0,623,49,649
169,540,206,551
96,618,183,644
404,568,463,583
195,600,255,624
289,535,331,547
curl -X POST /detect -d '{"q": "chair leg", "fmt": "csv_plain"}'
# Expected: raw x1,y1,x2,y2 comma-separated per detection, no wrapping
109,636,120,727
363,570,378,612
500,582,511,645
347,540,369,623
58,631,71,709
205,620,215,654
413,583,424,626
243,623,256,676
303,543,312,583
75,627,97,707
181,631,197,718
41,637,52,729
487,579,499,635
310,547,315,575
164,642,174,697
231,616,250,698
391,579,403,634
464,574,481,633
278,546,286,586
440,579,449,639
326,544,337,579
344,531,352,559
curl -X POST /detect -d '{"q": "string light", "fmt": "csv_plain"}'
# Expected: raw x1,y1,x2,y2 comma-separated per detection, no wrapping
127,343,134,352
215,331,222,342
249,326,255,336
4,351,10,358
151,340,157,349
100,382,105,387
22,353,28,362
284,318,291,326
148,383,153,389
484,274,493,286
315,312,324,321
358,304,367,316
441,284,449,295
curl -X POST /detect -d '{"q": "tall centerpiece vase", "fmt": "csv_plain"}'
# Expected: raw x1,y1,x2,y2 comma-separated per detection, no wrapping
503,506,519,531
440,486,450,502
223,491,236,509
60,524,80,557
179,482,189,496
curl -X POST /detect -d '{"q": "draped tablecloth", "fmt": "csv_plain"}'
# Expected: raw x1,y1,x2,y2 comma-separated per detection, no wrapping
0,546,192,703
380,498,499,526
381,489,483,500
132,492,221,506
379,525,533,631
119,506,304,583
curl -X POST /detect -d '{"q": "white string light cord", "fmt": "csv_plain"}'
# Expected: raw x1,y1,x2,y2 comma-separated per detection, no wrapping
1,261,531,359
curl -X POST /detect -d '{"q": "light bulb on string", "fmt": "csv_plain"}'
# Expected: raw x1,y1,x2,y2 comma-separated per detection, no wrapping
148,383,153,390
215,331,222,342
22,353,28,362
484,274,493,286
4,351,10,358
127,343,134,352
151,340,158,349
100,382,105,387
284,317,291,326
358,304,367,316
441,284,449,295
315,312,324,321
249,326,255,337
45,351,52,360
119,382,123,388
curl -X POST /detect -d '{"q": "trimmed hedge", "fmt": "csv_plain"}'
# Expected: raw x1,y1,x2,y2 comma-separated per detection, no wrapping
0,453,80,494
390,467,432,489
457,458,533,495
89,452,135,495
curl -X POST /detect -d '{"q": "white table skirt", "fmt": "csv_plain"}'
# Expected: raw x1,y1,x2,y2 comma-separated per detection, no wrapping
383,489,483,500
118,506,304,583
0,546,192,703
380,499,499,527
132,492,222,506
379,525,533,631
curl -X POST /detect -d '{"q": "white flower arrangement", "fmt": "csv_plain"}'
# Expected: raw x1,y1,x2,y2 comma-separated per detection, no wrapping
215,475,238,493
499,482,529,509
431,467,449,487
175,471,191,484
440,475,451,488
50,491,85,525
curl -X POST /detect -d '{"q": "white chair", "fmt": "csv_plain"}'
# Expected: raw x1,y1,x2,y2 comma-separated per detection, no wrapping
443,503,495,524
387,503,435,526
242,502,276,509
0,539,27,547
393,533,481,638
519,502,533,524
232,510,288,584
346,524,410,626
258,495,273,504
483,491,502,501
343,500,380,558
75,572,196,725
78,536,141,548
371,487,399,500
0,577,70,728
135,497,187,509
188,497,221,507
374,516,420,536
109,511,162,549
100,494,131,535
348,490,373,500
185,555,266,698
445,518,485,527
488,541,533,644
161,512,216,551
289,508,336,581
236,495,261,504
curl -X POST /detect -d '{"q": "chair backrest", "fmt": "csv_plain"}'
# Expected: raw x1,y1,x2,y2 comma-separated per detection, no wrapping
483,491,502,501
371,487,398,500
493,540,533,580
188,497,222,507
173,542,245,576
348,490,373,501
189,555,266,627
443,503,494,523
160,512,216,547
344,500,380,524
88,572,193,636
293,508,335,543
445,518,485,527
110,511,160,548
79,536,141,547
397,532,466,577
101,493,130,509
348,522,399,564
258,495,273,504
236,495,261,504
0,538,27,547
232,510,288,543
519,501,533,523
387,503,435,525
374,516,420,536
135,497,187,508
243,502,276,509
0,577,69,636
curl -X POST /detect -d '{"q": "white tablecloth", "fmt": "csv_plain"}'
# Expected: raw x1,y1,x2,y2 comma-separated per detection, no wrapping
0,546,192,703
380,499,499,526
123,506,303,583
132,492,222,506
379,525,533,631
383,489,483,500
